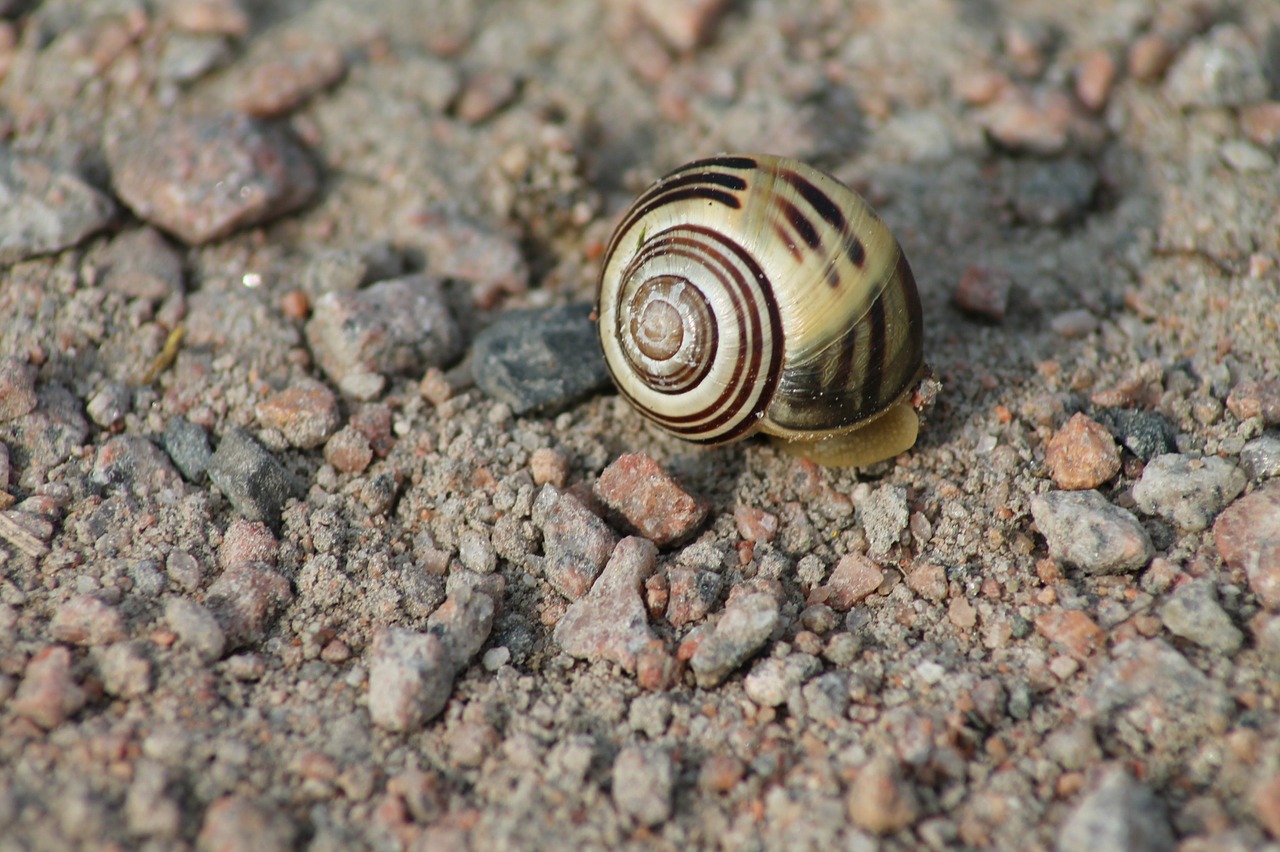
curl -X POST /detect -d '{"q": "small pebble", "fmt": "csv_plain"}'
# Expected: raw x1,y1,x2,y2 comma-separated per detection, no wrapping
1044,413,1121,490
1226,379,1280,425
207,428,299,528
0,151,115,265
1241,435,1280,481
1253,775,1280,839
821,552,884,610
689,592,779,688
254,379,341,449
1164,24,1268,110
1057,766,1174,852
612,746,675,828
100,227,185,300
158,32,232,84
458,528,497,574
954,265,1012,321
1132,454,1246,531
205,563,292,648
1007,158,1098,226
699,754,745,794
594,452,709,548
86,383,131,429
0,357,38,422
530,447,570,489
734,505,778,543
51,594,125,646
665,566,723,628
553,537,668,679
165,551,204,593
305,275,464,390
164,597,226,663
163,417,213,482
906,563,947,602
99,642,152,698
408,210,528,308
846,756,920,836
471,303,611,416
1075,49,1117,111
106,112,317,245
974,87,1075,155
218,519,278,570
861,484,909,558
1128,33,1176,83
481,646,510,671
533,484,617,599
1220,140,1274,173
1050,309,1099,339
1158,577,1244,654
233,43,347,117
11,645,86,730
92,435,184,495
197,795,295,852
1031,490,1153,574
1095,408,1176,461
426,587,495,672
168,0,250,36
744,654,822,708
1240,102,1280,149
323,426,374,474
368,627,455,731
454,70,518,124
1214,482,1280,611
1035,608,1105,661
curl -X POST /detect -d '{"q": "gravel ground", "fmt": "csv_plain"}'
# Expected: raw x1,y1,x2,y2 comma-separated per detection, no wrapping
1,0,1279,849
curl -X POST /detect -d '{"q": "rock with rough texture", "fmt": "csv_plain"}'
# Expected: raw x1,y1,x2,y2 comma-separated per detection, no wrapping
10,645,86,730
1164,24,1268,110
106,111,317,245
471,303,611,415
100,227,185,300
1158,577,1243,654
862,485,910,558
665,566,723,628
1227,379,1280,425
254,379,341,449
1096,408,1175,461
410,210,529,306
532,485,617,600
98,642,152,698
1214,482,1280,611
305,275,463,394
92,435,184,495
0,149,115,265
744,654,822,708
1045,413,1121,490
425,587,495,671
1241,435,1280,481
368,626,455,731
1031,490,1153,574
821,552,884,610
1056,765,1174,852
1036,608,1105,661
1132,454,1247,531
206,428,299,528
612,745,675,828
205,563,293,648
0,357,39,422
689,592,779,688
553,536,660,675
50,595,126,646
164,597,226,663
197,794,295,852
163,417,213,482
594,452,709,548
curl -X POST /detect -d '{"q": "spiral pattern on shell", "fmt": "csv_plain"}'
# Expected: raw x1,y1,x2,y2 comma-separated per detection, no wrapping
596,154,924,456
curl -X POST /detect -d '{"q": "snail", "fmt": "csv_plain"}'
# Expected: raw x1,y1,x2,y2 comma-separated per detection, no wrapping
595,154,925,467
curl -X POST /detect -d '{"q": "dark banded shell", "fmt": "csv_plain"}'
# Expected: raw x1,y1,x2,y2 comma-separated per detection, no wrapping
595,153,925,466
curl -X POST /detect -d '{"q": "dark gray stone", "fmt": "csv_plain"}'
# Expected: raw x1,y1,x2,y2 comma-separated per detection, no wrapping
164,417,213,482
1096,409,1176,461
1057,765,1174,852
207,428,299,528
1006,158,1098,226
472,303,611,416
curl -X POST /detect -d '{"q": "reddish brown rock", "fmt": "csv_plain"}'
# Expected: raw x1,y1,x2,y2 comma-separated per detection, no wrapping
1226,379,1280,425
953,265,1012,321
734,505,778,544
1075,48,1117,111
1215,482,1280,611
205,563,293,647
1044,413,1121,490
1036,609,1105,661
594,452,709,548
1254,774,1280,839
255,379,341,449
324,426,374,474
1128,33,1176,82
822,552,884,610
219,519,278,570
634,0,731,51
665,566,722,628
907,563,948,602
50,595,126,646
233,43,347,118
847,756,920,836
197,794,295,852
1241,102,1280,149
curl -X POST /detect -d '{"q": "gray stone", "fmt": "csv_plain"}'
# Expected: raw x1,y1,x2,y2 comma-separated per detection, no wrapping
862,484,910,558
690,592,780,688
1158,578,1243,654
426,587,496,671
100,228,185,300
0,149,115,265
368,626,455,731
1164,24,1268,110
207,428,299,528
743,654,822,708
1096,409,1175,461
554,536,658,675
92,435,184,495
98,642,152,698
472,303,611,416
1030,490,1153,574
205,563,293,648
801,671,851,723
1007,158,1098,226
1057,765,1173,852
163,417,213,482
1241,435,1280,481
533,484,618,600
164,598,226,663
1132,453,1247,531
85,383,131,429
612,746,674,828
305,274,463,388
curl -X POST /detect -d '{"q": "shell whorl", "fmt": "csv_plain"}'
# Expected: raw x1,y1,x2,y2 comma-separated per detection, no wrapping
596,154,924,450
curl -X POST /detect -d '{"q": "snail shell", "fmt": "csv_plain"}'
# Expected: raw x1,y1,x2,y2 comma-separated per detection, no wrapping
595,154,925,467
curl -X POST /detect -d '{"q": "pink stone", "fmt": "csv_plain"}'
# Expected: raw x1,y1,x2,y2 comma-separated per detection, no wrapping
1215,483,1280,611
823,552,884,610
594,453,709,548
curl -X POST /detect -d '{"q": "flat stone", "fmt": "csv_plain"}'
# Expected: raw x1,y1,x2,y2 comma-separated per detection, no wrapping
106,111,318,245
1158,577,1244,654
1045,413,1121,490
1031,490,1153,574
206,428,299,528
689,592,779,688
594,452,709,548
1057,765,1174,852
1132,454,1247,531
553,536,661,676
821,552,885,610
305,274,463,388
1214,482,1280,611
1095,409,1175,461
0,149,115,265
471,303,611,416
